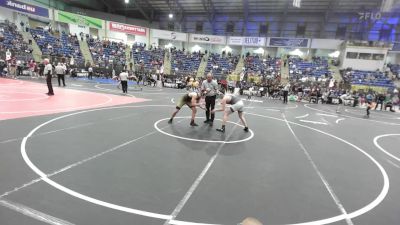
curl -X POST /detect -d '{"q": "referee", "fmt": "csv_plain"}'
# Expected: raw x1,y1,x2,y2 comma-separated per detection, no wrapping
43,58,54,96
119,69,129,94
201,73,218,126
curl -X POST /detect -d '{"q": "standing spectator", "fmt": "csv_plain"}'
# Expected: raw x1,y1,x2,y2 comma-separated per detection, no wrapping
0,59,6,77
29,60,36,78
38,62,45,77
283,82,290,104
88,65,93,80
55,62,66,87
375,94,385,110
201,73,218,126
119,69,129,94
19,21,24,30
43,59,54,95
16,60,22,76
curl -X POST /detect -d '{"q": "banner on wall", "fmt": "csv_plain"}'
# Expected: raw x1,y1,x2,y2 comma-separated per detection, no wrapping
0,0,49,17
151,29,187,42
228,36,266,46
268,37,309,48
55,10,104,29
189,34,226,45
109,22,146,36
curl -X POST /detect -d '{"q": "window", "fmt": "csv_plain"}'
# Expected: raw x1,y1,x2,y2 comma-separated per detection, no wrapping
296,24,306,37
336,26,346,39
226,22,234,33
372,54,384,60
259,24,268,35
346,52,358,59
196,22,203,32
168,22,174,31
359,53,372,60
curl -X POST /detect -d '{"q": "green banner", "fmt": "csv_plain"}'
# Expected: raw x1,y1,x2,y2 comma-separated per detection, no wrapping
56,10,103,29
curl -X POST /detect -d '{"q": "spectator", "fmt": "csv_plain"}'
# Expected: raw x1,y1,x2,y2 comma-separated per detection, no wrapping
55,62,66,87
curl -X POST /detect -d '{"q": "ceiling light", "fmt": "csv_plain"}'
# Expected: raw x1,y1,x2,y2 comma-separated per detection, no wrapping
169,13,173,19
125,0,129,4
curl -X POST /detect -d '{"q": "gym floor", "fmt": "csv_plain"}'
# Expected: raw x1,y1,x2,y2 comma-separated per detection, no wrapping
0,77,399,225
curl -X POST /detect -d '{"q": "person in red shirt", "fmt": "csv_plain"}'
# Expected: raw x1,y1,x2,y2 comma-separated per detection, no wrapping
29,60,37,78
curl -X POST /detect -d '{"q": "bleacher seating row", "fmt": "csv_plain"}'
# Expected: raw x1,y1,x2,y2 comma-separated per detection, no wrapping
289,57,330,77
132,43,164,71
350,70,396,88
389,64,400,75
0,23,30,58
30,29,84,65
245,56,280,75
87,39,126,67
205,53,238,77
171,50,201,75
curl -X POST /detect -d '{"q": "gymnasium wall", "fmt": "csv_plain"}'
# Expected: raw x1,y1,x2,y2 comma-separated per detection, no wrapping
159,13,400,42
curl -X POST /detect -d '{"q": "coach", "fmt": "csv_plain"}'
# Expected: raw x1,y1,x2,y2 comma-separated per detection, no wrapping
201,73,218,126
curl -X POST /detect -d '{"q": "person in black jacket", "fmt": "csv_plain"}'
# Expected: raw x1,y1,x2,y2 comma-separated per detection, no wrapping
375,94,385,110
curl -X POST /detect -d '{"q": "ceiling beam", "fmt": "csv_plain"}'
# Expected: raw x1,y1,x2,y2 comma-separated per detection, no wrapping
242,0,249,36
134,0,153,22
319,0,338,38
201,0,216,34
99,0,113,13
165,0,185,25
279,0,291,36
128,0,157,21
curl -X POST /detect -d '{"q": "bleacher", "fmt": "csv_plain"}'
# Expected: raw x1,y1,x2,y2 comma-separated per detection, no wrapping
205,53,238,77
350,70,396,88
88,38,127,67
30,29,83,65
244,56,280,75
289,57,330,78
132,43,164,71
0,22,30,58
389,64,400,76
171,50,201,75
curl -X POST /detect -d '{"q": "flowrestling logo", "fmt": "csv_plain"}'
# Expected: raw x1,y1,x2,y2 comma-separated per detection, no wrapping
0,0,49,17
109,22,146,36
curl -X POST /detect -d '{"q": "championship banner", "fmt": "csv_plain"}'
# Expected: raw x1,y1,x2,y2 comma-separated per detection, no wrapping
0,0,49,17
268,37,309,48
228,36,266,46
189,34,226,45
109,22,146,36
55,10,104,29
151,29,187,42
